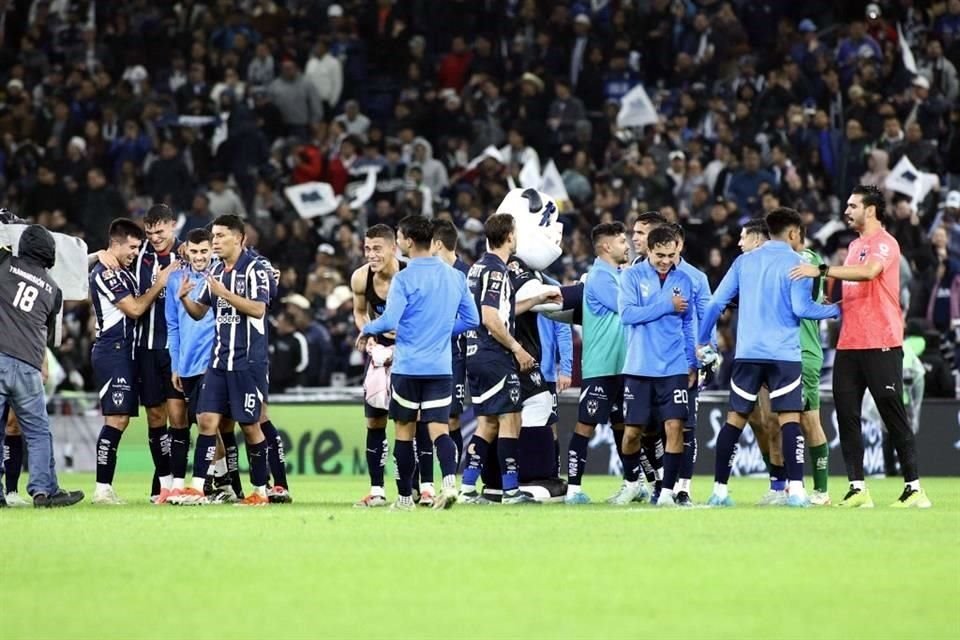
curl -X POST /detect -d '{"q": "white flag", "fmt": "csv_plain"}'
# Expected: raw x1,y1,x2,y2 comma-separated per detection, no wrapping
616,83,659,129
539,159,570,205
346,167,379,210
885,155,938,209
466,145,504,171
284,182,340,218
898,22,917,74
519,155,542,189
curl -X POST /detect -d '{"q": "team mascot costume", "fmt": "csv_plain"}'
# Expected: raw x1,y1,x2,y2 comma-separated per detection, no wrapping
479,188,568,502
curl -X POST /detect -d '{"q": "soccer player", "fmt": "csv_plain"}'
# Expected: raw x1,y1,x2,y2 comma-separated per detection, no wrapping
631,211,668,266
177,215,272,506
134,204,184,502
90,219,176,504
0,225,83,507
165,228,216,498
565,222,629,504
614,225,697,506
790,184,931,508
699,208,839,507
357,215,479,510
350,224,404,507
460,213,559,504
671,224,714,505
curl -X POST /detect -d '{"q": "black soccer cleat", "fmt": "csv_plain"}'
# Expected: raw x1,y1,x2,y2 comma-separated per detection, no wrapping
674,491,693,507
33,489,85,508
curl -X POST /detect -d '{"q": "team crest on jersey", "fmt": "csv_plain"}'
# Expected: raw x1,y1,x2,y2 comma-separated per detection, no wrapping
509,387,521,405
859,248,868,262
530,370,542,387
586,398,599,416
235,279,245,295
112,392,124,407
672,286,682,297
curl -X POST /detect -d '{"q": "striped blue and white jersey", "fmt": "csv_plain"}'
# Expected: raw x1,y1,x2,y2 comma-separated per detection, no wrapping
198,250,270,371
134,240,182,350
90,263,138,354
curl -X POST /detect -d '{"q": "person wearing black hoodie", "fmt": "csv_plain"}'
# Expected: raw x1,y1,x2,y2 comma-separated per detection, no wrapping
0,224,83,507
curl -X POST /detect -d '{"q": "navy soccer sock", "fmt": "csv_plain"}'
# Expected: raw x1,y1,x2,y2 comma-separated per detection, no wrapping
366,428,387,488
714,423,740,485
640,433,663,484
95,426,124,485
192,434,217,482
498,436,520,492
170,427,190,481
260,420,289,489
622,449,643,483
247,439,268,488
415,422,434,484
461,435,490,488
220,429,244,495
4,434,23,494
781,422,805,483
770,464,787,491
679,426,696,480
567,432,590,487
450,429,463,466
662,452,681,498
394,440,416,498
433,433,458,480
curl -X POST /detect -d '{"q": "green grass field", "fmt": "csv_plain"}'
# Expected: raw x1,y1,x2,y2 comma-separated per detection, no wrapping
4,474,959,640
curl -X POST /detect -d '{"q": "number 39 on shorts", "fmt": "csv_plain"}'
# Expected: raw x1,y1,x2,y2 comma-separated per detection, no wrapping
673,389,689,404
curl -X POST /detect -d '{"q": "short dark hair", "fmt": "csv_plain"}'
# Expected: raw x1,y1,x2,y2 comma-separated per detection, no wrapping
186,228,212,245
646,225,679,251
143,203,176,227
211,214,245,237
765,207,803,237
635,211,667,227
670,222,685,241
432,219,459,251
742,217,770,239
397,215,433,249
851,184,886,222
108,218,145,243
485,213,515,249
591,221,626,246
365,224,396,243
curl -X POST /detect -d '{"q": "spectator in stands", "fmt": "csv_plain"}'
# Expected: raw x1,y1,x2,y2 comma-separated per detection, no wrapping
305,37,343,114
79,167,126,251
269,58,323,139
269,311,309,393
206,172,247,218
726,144,775,216
333,99,371,139
145,139,192,212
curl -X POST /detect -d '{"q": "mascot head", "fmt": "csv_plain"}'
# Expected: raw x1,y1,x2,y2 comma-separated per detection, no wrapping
495,188,563,271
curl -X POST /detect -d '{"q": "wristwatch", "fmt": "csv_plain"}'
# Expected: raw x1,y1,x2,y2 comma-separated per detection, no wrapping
818,263,829,277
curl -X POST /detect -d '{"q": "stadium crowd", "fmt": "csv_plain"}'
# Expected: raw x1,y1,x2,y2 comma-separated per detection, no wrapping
1,0,959,397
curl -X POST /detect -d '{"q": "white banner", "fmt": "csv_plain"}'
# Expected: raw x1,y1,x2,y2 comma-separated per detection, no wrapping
885,155,938,208
539,159,570,205
616,83,659,129
0,224,89,300
284,181,340,218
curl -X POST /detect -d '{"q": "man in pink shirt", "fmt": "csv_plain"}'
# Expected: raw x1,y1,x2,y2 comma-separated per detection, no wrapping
791,185,931,508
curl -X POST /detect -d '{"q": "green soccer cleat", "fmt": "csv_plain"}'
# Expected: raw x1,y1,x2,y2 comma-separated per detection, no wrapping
836,486,874,508
890,487,932,509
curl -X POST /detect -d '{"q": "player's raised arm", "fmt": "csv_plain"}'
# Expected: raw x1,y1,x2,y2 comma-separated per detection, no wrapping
178,274,209,320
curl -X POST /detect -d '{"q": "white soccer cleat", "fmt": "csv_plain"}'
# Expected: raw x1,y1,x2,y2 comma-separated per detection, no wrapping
431,487,458,510
4,491,30,507
756,489,787,506
92,486,125,505
808,490,832,506
607,482,642,505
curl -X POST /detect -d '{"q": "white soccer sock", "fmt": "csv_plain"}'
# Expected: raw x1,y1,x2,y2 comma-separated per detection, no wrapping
253,485,267,497
213,458,228,477
676,478,691,493
907,480,920,491
172,478,185,490
441,475,456,491
369,485,385,497
191,477,205,492
788,480,806,498
566,484,582,497
655,467,664,481
713,482,728,499
460,483,475,493
159,474,173,490
851,480,865,491
421,482,434,493
95,482,112,493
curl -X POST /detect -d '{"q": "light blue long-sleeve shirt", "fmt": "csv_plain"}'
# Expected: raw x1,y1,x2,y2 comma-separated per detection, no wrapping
362,256,479,376
619,260,697,378
698,240,840,362
537,314,573,383
166,267,215,378
677,257,716,349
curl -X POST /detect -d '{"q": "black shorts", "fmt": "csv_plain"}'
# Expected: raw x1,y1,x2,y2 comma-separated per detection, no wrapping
832,348,904,401
578,375,624,426
730,359,802,414
92,346,139,417
623,374,689,426
389,374,453,423
137,348,184,408
520,365,548,401
180,374,204,426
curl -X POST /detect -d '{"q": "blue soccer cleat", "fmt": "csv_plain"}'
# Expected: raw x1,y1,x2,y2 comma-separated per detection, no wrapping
707,493,735,507
564,491,591,505
786,494,810,508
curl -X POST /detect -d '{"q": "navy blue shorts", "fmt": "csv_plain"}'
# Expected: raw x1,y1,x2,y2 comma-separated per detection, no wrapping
180,374,204,426
520,364,548,401
390,374,453,423
137,348,184,407
467,356,521,417
451,357,467,417
622,374,689,426
197,368,264,424
92,347,139,417
578,375,624,426
730,359,803,414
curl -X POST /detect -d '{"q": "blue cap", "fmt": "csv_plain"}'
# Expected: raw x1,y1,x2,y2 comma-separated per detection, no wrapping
799,19,817,33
